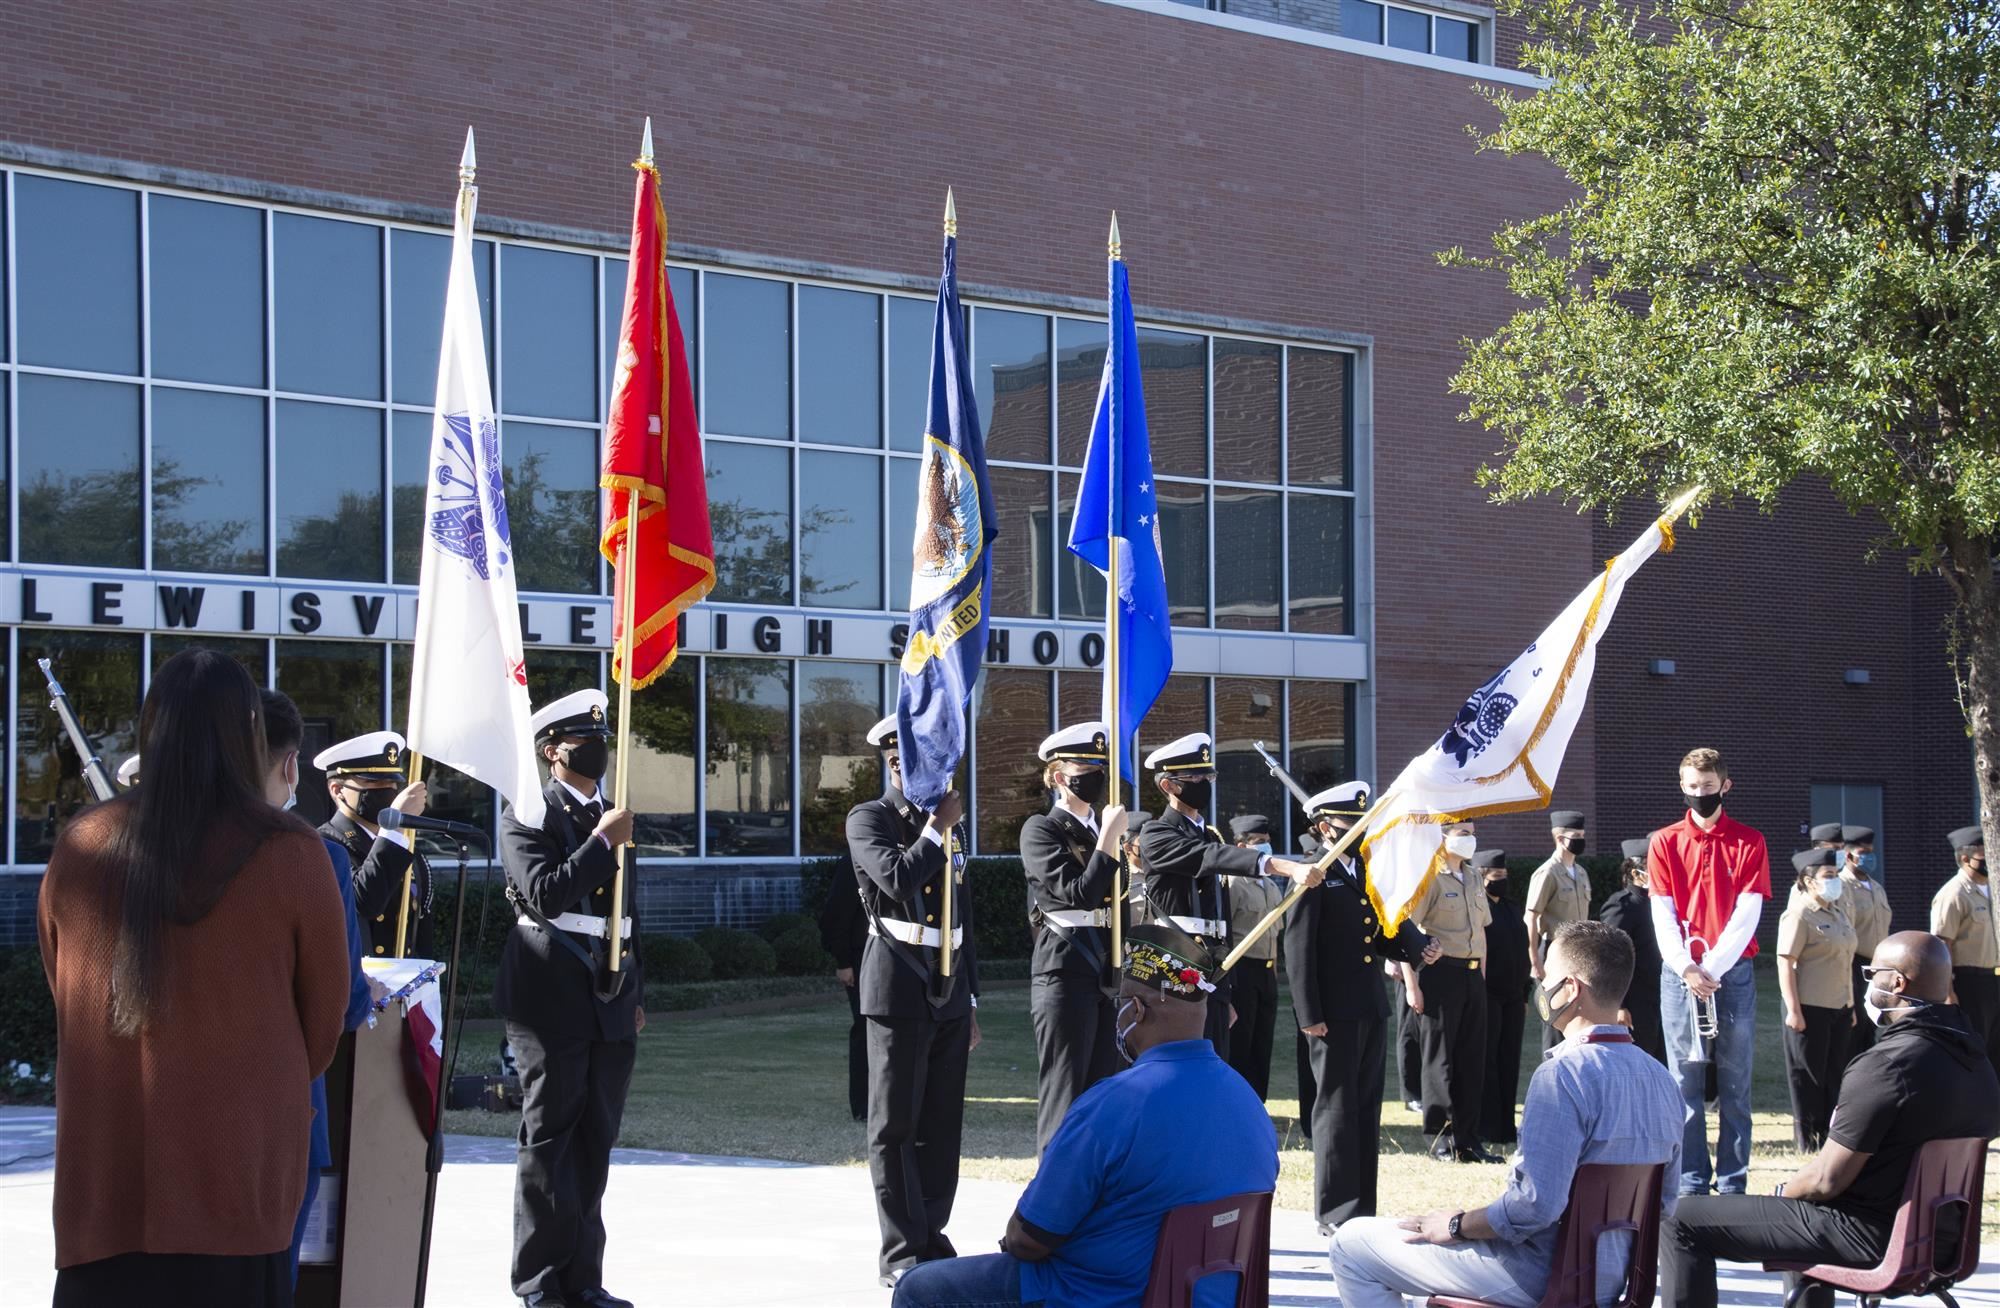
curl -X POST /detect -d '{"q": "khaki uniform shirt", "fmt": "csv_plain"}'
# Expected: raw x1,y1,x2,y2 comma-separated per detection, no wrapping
1223,872,1286,964
1840,871,1892,958
1931,870,1999,971
1409,865,1490,963
1526,856,1592,937
1777,898,1858,1009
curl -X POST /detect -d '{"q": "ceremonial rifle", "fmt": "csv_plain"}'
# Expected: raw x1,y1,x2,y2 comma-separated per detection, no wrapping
37,658,116,802
1251,740,1315,810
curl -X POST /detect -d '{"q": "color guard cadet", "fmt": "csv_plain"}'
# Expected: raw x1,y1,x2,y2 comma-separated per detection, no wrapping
1020,720,1127,1153
1599,837,1667,1062
1223,814,1286,1100
1526,809,1591,1050
1405,819,1496,1162
847,715,980,1288
496,689,640,1308
1777,848,1857,1152
1137,733,1322,1059
315,731,434,959
1836,825,1890,1056
1476,848,1530,1151
817,847,870,1121
1283,782,1435,1234
1931,825,1997,1080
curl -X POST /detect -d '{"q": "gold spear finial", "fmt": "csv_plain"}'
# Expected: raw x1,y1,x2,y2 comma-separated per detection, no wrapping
639,116,655,168
944,187,957,238
459,127,477,185
1109,210,1122,261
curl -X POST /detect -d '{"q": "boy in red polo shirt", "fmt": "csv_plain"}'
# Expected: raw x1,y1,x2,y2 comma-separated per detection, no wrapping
1647,747,1772,1197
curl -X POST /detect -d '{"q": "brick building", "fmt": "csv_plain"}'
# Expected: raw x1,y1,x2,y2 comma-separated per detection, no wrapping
0,0,1974,942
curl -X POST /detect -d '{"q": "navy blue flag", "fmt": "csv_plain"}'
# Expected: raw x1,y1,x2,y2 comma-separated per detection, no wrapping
894,230,996,811
1067,255,1172,782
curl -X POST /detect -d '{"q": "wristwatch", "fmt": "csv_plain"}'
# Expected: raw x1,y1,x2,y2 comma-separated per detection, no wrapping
1447,1212,1464,1240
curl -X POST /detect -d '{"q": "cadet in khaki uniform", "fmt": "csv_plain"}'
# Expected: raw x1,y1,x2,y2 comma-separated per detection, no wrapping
1932,825,1998,1080
1222,814,1286,1100
1525,809,1591,1051
1777,849,1858,1151
1833,825,1890,1056
1404,820,1495,1162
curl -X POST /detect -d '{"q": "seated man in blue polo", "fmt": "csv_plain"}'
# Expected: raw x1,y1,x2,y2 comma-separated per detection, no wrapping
892,922,1279,1308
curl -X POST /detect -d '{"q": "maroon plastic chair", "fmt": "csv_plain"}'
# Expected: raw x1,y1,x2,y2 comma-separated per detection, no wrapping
1765,1135,1986,1308
1140,1190,1273,1308
1430,1162,1665,1308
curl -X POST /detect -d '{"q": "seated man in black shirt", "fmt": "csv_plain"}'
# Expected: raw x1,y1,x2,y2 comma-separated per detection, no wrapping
1661,931,2000,1308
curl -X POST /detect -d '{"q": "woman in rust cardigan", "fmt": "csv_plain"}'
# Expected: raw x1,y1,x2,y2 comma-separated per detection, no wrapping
38,648,352,1307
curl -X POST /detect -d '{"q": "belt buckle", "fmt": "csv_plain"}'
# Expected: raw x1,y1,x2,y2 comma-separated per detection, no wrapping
1469,959,1481,970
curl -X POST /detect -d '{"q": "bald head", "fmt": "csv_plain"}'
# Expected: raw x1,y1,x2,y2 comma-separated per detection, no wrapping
1872,931,1953,1004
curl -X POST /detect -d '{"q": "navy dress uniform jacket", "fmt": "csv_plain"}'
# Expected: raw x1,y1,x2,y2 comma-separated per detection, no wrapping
1021,808,1118,979
1284,854,1430,1027
847,788,978,1019
322,811,435,960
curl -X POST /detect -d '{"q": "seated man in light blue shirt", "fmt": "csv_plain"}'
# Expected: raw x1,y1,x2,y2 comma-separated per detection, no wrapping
1332,920,1682,1308
893,922,1279,1308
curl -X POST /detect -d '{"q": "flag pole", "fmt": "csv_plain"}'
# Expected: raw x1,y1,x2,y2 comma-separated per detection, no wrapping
940,187,958,980
1105,212,1124,975
1219,788,1394,974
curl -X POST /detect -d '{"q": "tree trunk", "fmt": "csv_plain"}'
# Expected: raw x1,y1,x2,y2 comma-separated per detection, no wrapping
1946,527,2000,857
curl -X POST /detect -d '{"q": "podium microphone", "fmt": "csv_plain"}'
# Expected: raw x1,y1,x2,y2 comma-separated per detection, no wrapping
376,808,490,844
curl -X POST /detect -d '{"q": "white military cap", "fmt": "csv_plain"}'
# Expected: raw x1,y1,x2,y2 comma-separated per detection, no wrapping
1143,733,1214,773
1038,721,1109,763
313,730,408,778
1305,781,1370,818
866,715,900,749
115,755,141,787
531,689,610,742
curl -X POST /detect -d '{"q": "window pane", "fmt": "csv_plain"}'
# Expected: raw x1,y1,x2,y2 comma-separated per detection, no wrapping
601,257,626,407
1214,489,1281,631
1387,5,1430,50
799,287,882,447
391,229,493,405
17,632,140,863
1058,471,1104,622
276,400,384,582
391,411,427,586
506,421,600,594
974,308,1051,464
1289,681,1354,835
988,465,1052,620
15,176,139,374
670,266,697,388
1136,675,1209,806
801,450,882,609
151,634,266,682
707,440,792,603
1216,676,1286,835
1288,348,1351,487
277,639,383,827
1289,494,1352,634
275,214,382,399
151,195,264,387
387,644,498,856
887,296,932,453
0,376,10,559
1223,0,1340,34
618,656,697,857
1140,329,1206,478
0,176,8,359
19,376,141,568
1212,339,1281,483
1436,15,1479,61
153,388,267,575
1341,0,1383,41
801,662,883,856
890,455,916,613
499,245,595,421
707,658,791,856
705,274,790,438
1160,481,1209,627
1055,318,1107,468
974,667,1050,854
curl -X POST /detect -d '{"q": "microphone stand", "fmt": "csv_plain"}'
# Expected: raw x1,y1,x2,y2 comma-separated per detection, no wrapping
412,835,477,1308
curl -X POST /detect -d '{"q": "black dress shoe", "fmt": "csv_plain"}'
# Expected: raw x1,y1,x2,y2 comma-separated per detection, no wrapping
576,1291,635,1308
1455,1147,1505,1164
521,1294,573,1308
1429,1136,1455,1160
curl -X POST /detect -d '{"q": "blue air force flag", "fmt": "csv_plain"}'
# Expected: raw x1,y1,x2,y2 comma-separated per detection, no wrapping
1067,257,1172,782
407,134,545,828
894,231,996,812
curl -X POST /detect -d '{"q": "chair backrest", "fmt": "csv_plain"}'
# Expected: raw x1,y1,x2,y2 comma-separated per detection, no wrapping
1140,1190,1274,1308
1875,1136,1987,1291
1535,1162,1666,1308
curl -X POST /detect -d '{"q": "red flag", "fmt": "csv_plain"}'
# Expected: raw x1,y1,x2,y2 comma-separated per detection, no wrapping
600,153,715,688
401,982,444,1136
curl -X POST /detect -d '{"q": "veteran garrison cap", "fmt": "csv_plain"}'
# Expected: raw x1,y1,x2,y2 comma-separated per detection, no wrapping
1144,733,1214,773
1550,810,1586,830
531,689,610,744
1229,814,1272,841
1122,921,1217,1001
1304,781,1370,819
1792,847,1839,874
116,755,141,788
1841,825,1876,846
1039,721,1110,763
313,730,408,779
1471,848,1507,870
866,715,900,750
1809,823,1844,844
1621,837,1650,861
1950,825,1986,852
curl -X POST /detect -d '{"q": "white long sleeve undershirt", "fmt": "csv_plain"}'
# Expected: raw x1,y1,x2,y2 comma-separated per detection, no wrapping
1650,891,1764,979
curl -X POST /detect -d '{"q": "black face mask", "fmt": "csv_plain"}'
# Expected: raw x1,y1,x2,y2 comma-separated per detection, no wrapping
1064,770,1108,807
559,738,611,782
1175,779,1213,812
1485,877,1507,899
1563,836,1587,856
346,786,395,823
1683,791,1724,818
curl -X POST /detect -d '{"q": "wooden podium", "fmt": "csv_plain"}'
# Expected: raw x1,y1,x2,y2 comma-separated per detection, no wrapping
296,1000,433,1308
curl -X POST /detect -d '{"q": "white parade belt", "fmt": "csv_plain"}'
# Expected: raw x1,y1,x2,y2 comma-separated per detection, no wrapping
521,911,632,940
1043,908,1111,928
1166,915,1229,937
870,919,964,948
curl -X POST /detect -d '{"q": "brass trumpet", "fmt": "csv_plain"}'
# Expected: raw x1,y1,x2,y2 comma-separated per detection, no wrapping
1683,933,1718,1062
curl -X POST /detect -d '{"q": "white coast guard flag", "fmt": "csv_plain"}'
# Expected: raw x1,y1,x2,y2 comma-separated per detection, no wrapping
1360,496,1693,931
407,135,545,828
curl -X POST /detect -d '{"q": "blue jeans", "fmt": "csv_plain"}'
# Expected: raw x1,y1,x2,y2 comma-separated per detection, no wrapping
1660,956,1756,1195
892,1253,1038,1307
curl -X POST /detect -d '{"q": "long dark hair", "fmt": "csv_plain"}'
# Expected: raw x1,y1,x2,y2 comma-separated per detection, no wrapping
109,650,289,1037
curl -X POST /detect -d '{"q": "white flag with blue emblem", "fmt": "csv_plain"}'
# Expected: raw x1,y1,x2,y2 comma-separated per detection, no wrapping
407,131,545,828
1359,492,1696,932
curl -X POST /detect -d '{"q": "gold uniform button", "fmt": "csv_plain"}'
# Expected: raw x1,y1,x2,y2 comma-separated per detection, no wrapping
373,945,385,956
375,914,386,923
596,887,606,896
1363,954,1373,964
1266,958,1276,969
925,885,935,895
926,914,936,923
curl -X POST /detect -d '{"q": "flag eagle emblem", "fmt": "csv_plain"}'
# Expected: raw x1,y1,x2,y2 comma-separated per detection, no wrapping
428,411,512,580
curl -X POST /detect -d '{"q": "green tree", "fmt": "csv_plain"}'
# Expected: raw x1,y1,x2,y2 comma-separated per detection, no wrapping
1450,0,2000,849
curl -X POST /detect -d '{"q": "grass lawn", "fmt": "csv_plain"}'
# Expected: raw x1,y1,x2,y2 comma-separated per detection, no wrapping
446,960,2000,1231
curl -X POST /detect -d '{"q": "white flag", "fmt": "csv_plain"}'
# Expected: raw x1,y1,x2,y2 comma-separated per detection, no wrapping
1360,493,1695,931
407,132,545,828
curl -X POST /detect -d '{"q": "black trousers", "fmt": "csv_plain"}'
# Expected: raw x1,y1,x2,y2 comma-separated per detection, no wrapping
1628,984,1667,1065
1480,993,1525,1144
1204,982,1234,1061
1225,960,1279,1100
1662,1194,1889,1308
1953,968,2000,1082
54,1251,291,1308
1782,1004,1852,1151
844,980,868,1120
1397,983,1423,1104
1030,971,1119,1153
1296,1030,1317,1141
506,1021,638,1298
1307,1013,1387,1227
1418,963,1487,1152
866,1010,971,1276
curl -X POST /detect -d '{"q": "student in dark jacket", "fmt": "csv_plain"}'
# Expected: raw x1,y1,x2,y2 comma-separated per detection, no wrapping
819,850,871,1121
1477,849,1531,1147
1599,837,1667,1063
315,731,435,959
